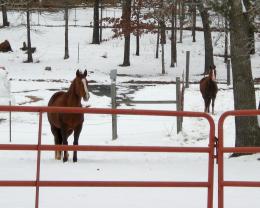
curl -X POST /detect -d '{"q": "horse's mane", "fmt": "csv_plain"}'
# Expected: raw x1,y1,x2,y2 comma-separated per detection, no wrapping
67,78,77,95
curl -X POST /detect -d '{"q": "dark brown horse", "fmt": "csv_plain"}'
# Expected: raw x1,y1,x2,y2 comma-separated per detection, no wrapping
199,65,218,114
47,70,90,162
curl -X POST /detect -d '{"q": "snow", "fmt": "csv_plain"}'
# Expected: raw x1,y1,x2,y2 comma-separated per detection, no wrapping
0,66,11,105
0,7,260,208
241,0,247,13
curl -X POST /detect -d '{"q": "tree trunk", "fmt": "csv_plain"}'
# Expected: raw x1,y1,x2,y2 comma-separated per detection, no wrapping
64,3,69,59
159,0,166,73
2,5,9,27
243,0,255,54
99,0,103,42
160,21,166,45
170,3,176,67
121,0,131,66
224,18,229,63
155,25,159,59
229,0,260,148
198,3,214,74
92,0,100,44
179,0,184,43
161,42,165,74
173,1,177,64
26,6,33,63
135,7,140,56
191,0,196,42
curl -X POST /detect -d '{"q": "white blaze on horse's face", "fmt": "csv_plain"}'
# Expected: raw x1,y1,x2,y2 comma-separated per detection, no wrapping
211,70,216,81
82,78,90,101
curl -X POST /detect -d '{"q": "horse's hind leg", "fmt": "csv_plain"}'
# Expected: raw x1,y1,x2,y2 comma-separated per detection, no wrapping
203,98,207,113
73,124,83,162
50,125,62,160
212,97,216,115
205,98,211,113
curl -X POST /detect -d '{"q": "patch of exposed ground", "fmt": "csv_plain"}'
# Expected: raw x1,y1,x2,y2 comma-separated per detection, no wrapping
18,96,44,105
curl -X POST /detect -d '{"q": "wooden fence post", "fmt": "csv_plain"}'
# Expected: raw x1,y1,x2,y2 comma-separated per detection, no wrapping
227,59,231,86
110,70,118,140
185,51,190,88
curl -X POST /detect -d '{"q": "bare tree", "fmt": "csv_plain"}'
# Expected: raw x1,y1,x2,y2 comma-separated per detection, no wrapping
132,0,142,56
228,0,260,150
191,0,196,42
26,1,33,62
178,0,185,43
170,1,177,67
197,2,214,74
121,0,131,66
1,1,9,27
64,0,69,59
92,0,100,44
243,0,255,54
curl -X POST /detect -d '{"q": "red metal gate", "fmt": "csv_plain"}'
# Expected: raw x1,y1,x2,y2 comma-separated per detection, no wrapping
0,106,215,208
218,110,260,208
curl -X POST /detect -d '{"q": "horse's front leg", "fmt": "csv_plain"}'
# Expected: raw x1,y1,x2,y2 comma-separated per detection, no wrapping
61,127,69,162
73,124,83,162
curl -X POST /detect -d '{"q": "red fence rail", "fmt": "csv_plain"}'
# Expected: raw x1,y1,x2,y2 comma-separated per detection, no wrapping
0,106,215,208
218,110,260,208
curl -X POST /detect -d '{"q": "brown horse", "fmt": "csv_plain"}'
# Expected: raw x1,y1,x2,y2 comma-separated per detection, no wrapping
199,65,218,114
47,70,90,162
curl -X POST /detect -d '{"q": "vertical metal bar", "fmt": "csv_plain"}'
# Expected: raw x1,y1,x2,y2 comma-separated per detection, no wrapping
227,59,231,86
35,111,43,208
111,82,117,140
176,77,181,133
218,118,224,208
185,51,190,88
9,100,11,143
207,120,215,208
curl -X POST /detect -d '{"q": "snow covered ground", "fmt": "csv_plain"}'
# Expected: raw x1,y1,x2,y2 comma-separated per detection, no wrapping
0,7,260,208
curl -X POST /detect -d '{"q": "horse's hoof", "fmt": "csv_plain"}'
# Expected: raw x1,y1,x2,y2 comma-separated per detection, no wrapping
63,157,68,162
55,152,62,160
73,157,77,162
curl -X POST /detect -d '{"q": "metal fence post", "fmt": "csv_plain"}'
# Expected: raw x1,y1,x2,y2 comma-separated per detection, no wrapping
176,77,182,133
110,70,118,140
185,51,190,88
9,100,11,143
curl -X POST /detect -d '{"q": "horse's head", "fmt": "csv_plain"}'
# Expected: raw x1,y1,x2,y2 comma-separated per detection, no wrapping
75,69,90,101
209,65,216,81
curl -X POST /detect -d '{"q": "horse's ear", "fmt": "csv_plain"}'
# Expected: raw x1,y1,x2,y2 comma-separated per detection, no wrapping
76,69,80,77
84,69,87,77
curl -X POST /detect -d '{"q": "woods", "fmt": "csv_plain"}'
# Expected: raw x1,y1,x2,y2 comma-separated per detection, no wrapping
1,0,260,150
